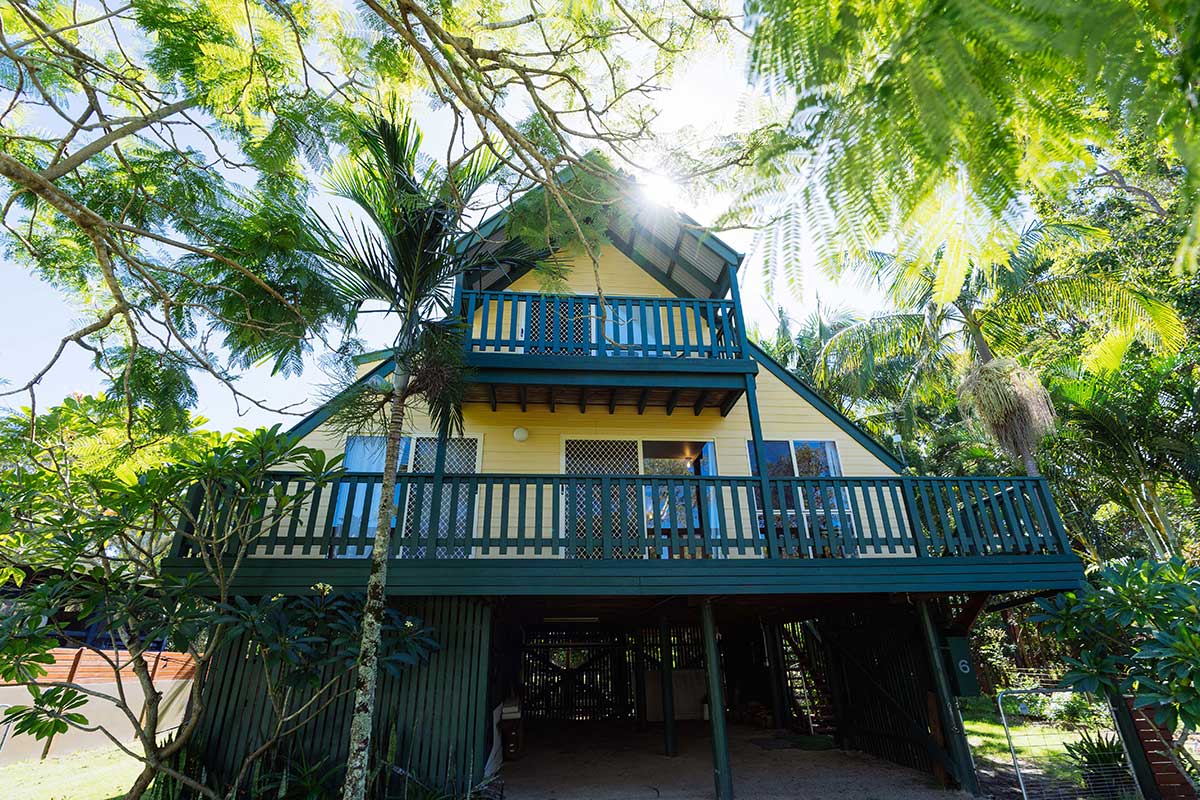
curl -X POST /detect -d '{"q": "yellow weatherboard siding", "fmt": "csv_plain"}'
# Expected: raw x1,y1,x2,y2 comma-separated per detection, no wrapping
312,242,896,476
299,365,896,476
283,235,906,561
509,243,676,297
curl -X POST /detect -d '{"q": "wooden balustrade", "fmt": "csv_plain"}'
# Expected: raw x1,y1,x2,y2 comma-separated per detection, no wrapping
173,473,1070,562
462,290,745,361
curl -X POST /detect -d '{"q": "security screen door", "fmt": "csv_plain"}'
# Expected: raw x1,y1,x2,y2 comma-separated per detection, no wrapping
402,437,479,558
563,439,642,559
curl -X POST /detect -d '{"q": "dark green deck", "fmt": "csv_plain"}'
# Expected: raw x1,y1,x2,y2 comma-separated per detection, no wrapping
162,554,1084,596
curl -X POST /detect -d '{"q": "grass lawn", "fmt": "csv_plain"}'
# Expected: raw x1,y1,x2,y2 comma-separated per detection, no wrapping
0,745,143,800
959,696,1086,785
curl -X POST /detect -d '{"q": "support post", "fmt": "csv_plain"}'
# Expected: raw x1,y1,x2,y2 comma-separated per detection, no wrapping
658,615,677,756
701,600,734,800
918,601,980,795
763,620,788,729
743,376,778,557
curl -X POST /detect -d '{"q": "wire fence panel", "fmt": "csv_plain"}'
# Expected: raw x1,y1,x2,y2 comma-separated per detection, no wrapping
996,688,1142,800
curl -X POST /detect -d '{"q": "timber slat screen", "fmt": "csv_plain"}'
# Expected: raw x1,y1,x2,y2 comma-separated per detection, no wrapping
173,473,1071,561
193,597,491,794
462,290,745,361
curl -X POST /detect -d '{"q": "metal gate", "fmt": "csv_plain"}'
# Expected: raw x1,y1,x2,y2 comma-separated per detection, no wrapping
997,687,1143,800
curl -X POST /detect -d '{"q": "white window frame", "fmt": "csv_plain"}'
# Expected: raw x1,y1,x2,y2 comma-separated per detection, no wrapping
335,433,483,558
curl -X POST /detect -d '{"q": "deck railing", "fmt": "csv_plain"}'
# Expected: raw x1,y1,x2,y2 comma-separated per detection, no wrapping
173,473,1070,562
461,290,745,361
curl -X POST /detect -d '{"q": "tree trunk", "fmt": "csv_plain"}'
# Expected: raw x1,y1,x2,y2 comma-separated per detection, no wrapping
341,367,408,800
1137,482,1176,556
1140,481,1179,556
1128,490,1169,559
1018,444,1040,477
125,764,158,800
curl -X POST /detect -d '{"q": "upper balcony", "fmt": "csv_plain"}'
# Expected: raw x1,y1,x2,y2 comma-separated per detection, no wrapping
459,289,755,414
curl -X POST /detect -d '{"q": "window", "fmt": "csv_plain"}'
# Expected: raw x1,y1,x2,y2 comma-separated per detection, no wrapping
602,303,657,356
641,441,718,558
746,440,843,478
746,440,854,557
333,435,478,558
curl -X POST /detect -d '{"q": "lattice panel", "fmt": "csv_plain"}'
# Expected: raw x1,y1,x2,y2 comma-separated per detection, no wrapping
526,300,590,356
563,439,642,559
401,437,478,559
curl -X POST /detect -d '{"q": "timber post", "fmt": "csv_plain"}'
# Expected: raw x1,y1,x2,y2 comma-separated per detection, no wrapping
701,599,734,800
918,601,980,795
658,614,678,756
763,620,788,728
729,261,776,558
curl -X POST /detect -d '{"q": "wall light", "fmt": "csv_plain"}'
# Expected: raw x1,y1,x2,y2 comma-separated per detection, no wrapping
512,427,529,443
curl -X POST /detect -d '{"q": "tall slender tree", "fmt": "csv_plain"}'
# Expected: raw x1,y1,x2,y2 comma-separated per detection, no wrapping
822,224,1185,474
303,109,545,800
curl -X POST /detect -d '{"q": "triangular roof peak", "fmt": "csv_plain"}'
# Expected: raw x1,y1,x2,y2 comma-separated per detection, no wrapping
461,184,744,300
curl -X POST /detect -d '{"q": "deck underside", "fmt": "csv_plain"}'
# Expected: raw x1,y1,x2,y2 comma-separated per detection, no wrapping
163,554,1084,597
463,382,744,415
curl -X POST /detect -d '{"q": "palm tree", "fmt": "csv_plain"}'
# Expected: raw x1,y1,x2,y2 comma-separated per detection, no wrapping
822,223,1185,475
1049,357,1198,558
304,110,545,800
759,302,861,410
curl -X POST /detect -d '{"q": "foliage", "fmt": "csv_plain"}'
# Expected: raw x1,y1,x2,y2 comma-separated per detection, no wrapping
300,107,546,800
1048,692,1108,731
810,222,1182,475
0,420,387,800
958,357,1055,474
0,0,375,420
1047,358,1199,558
0,0,749,425
1034,559,1200,774
1063,730,1126,769
741,0,1200,297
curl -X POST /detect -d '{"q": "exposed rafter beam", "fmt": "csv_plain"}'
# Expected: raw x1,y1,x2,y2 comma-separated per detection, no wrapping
488,384,497,412
579,389,587,414
693,390,708,416
666,389,681,415
637,388,649,415
548,386,556,413
986,590,1061,613
608,388,617,414
519,385,528,413
719,391,741,417
950,593,991,633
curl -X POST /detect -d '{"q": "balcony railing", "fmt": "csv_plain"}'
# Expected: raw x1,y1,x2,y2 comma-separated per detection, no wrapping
172,473,1070,562
461,290,746,362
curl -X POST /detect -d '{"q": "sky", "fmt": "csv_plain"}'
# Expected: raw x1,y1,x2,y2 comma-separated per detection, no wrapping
0,44,885,433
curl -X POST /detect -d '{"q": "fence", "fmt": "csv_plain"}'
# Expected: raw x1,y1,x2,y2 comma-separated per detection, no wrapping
996,687,1142,800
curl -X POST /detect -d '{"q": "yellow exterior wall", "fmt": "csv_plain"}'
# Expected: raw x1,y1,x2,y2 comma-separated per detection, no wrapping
305,355,896,477
312,243,897,476
509,243,676,297
285,239,904,560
